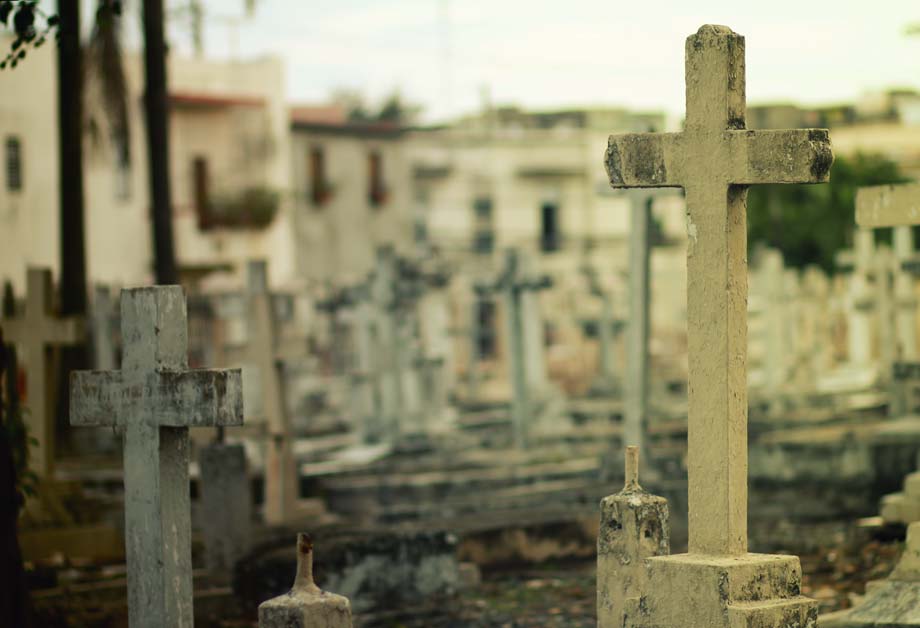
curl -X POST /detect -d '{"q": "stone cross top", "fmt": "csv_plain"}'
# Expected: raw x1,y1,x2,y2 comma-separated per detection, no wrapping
1,268,84,478
70,286,243,628
605,25,833,556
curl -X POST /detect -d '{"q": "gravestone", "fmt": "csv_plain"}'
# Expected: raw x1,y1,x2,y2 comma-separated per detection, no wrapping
837,230,876,373
70,286,243,628
1,268,84,478
602,24,831,627
258,534,353,628
198,441,252,581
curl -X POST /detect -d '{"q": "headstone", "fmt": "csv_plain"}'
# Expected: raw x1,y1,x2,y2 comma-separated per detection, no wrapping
70,286,243,628
198,441,252,581
258,534,353,628
1,268,84,478
603,24,831,626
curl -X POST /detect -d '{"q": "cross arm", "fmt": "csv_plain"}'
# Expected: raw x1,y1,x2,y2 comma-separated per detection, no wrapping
70,368,243,427
856,183,920,228
605,132,684,188
730,129,833,185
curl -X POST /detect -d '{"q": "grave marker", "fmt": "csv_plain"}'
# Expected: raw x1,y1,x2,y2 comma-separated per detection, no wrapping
601,24,830,627
70,286,243,628
238,260,298,525
857,183,920,412
2,268,85,478
492,249,552,449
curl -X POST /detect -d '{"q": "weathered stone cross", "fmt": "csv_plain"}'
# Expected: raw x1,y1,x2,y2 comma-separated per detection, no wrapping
1,267,85,478
605,25,833,555
70,286,243,628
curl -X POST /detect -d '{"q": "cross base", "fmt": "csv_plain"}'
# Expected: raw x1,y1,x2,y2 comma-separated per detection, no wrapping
625,553,817,628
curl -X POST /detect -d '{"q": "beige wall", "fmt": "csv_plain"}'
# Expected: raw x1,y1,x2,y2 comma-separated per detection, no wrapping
0,37,295,295
289,128,415,284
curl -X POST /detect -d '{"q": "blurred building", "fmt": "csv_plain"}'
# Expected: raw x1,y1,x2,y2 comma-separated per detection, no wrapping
288,105,415,284
750,89,920,179
0,36,295,292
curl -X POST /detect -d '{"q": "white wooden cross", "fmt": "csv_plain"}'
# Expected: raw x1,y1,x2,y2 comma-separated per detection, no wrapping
70,286,243,628
1,267,84,478
857,183,920,361
605,24,833,555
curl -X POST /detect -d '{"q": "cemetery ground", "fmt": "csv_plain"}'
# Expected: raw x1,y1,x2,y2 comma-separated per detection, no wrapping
21,525,906,627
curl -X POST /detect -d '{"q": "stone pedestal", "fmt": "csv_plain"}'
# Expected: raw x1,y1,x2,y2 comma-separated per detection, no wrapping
599,448,817,628
199,442,252,580
598,447,669,627
635,553,816,628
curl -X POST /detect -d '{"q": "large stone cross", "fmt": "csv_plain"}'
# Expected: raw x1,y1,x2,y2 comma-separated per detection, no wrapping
70,286,243,628
1,267,84,478
605,24,833,555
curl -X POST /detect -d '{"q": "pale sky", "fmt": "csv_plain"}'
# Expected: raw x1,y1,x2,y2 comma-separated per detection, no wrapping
121,1,920,122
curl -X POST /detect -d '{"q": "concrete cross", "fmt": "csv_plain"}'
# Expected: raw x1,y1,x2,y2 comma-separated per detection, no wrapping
1,267,84,478
492,248,552,449
605,24,833,555
244,260,297,526
857,183,920,361
70,286,243,628
369,247,408,441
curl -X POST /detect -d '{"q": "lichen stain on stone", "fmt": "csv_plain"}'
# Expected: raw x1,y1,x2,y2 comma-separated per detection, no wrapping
605,140,624,185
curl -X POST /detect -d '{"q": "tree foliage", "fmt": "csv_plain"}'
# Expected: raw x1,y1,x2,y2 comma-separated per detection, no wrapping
332,88,422,126
747,152,912,272
0,0,58,69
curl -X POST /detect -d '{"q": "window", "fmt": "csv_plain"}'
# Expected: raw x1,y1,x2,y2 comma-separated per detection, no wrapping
113,132,131,201
192,156,211,229
540,201,560,252
6,136,22,192
309,146,331,207
475,299,497,359
368,151,387,207
473,197,494,254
